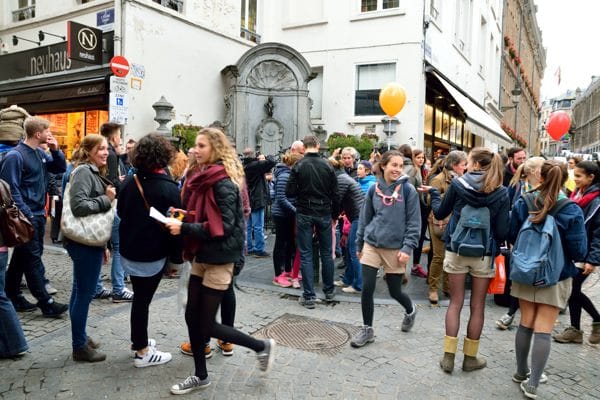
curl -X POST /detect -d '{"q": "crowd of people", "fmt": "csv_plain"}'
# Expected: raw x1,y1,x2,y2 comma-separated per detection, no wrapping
1,114,599,398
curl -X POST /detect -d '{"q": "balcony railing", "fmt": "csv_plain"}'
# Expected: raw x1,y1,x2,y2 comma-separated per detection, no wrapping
12,6,35,22
240,27,261,44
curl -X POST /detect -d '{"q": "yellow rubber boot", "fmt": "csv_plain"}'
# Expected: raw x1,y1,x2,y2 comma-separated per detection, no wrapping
439,336,458,373
462,337,487,371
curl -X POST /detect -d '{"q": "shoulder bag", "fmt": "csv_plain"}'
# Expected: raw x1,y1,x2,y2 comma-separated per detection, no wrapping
0,179,35,247
61,165,115,247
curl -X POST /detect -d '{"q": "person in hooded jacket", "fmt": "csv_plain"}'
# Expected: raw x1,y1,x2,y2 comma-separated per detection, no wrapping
508,160,587,399
425,147,509,373
357,160,376,194
271,151,303,288
552,160,600,345
350,150,421,348
329,158,364,293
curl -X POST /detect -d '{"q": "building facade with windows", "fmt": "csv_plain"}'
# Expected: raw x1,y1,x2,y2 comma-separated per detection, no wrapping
0,0,253,156
572,78,600,155
499,0,545,154
261,0,512,157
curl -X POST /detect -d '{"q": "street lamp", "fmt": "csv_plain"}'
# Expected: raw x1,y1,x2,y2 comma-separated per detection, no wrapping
501,85,522,111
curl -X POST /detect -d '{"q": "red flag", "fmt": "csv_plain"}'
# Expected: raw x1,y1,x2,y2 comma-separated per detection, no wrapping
554,66,561,85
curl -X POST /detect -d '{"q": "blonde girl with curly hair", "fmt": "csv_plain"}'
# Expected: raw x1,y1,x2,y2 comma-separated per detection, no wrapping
165,128,274,395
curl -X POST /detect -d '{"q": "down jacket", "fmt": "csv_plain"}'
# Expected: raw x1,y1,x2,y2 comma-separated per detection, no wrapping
271,163,295,217
335,169,364,222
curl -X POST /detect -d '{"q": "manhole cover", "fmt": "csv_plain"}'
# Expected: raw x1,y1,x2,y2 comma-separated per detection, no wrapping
253,313,360,355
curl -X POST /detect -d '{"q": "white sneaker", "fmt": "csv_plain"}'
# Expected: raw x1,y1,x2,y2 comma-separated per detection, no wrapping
45,283,58,295
134,346,172,368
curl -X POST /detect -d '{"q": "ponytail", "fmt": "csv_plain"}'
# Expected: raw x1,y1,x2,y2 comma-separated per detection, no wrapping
468,147,504,193
530,160,567,224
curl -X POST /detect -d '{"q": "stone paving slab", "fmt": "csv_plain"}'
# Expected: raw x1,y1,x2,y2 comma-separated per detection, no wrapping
1,247,599,399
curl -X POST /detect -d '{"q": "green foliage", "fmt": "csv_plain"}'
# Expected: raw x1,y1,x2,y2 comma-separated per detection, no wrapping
172,124,203,150
326,133,376,160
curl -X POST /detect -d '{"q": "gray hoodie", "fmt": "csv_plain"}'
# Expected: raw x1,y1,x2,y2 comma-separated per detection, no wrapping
356,175,421,255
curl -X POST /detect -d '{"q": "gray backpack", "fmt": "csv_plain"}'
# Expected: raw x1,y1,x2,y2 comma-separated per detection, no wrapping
449,177,491,258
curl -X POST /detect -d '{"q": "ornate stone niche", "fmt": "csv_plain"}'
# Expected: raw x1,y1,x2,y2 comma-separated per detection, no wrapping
222,42,316,155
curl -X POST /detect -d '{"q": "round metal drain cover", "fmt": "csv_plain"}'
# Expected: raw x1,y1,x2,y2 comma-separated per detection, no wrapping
261,315,352,352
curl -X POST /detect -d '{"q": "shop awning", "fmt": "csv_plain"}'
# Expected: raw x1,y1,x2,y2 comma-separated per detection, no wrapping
431,72,512,147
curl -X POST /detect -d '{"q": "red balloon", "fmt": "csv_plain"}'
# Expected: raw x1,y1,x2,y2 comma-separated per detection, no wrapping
546,111,571,141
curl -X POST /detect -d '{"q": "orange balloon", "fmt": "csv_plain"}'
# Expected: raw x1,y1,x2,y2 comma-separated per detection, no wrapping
379,83,407,117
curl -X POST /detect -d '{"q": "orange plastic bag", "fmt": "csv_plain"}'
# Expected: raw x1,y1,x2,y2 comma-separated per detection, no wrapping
488,254,506,294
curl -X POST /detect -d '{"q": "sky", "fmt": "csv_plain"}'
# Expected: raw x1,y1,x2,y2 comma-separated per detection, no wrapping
535,0,600,99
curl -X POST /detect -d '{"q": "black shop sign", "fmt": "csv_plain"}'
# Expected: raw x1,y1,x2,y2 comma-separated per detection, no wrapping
67,21,102,64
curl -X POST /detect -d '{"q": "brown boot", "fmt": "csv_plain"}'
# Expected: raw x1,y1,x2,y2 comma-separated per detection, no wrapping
439,336,458,373
553,326,583,343
73,344,106,363
428,289,439,305
590,322,600,344
462,337,487,371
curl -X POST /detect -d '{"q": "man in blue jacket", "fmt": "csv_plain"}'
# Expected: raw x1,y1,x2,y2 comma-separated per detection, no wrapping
0,116,68,317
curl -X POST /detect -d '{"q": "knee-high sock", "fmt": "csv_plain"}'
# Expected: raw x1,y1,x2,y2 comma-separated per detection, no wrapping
515,325,533,376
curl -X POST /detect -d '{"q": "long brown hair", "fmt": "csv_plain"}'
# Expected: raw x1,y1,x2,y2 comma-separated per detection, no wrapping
529,160,568,224
73,134,107,175
197,128,244,188
468,147,503,193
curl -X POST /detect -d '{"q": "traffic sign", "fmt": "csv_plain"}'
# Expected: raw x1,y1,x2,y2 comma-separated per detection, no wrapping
110,55,130,77
109,76,129,94
109,92,129,124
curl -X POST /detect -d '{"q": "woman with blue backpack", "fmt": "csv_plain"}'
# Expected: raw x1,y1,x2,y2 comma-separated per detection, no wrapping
508,160,587,399
424,147,509,373
552,160,600,345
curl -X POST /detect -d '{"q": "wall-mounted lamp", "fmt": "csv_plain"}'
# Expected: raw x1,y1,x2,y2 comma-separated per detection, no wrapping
501,85,522,111
12,35,40,46
38,30,65,42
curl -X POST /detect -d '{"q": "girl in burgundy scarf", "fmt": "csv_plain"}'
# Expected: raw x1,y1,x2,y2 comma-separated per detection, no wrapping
165,128,275,395
553,160,600,345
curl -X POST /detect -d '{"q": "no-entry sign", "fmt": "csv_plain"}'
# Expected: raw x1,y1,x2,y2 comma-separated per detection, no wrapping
110,55,130,77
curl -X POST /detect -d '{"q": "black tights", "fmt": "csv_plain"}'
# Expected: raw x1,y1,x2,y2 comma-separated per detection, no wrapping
186,275,264,379
569,270,600,330
445,273,490,339
361,265,413,326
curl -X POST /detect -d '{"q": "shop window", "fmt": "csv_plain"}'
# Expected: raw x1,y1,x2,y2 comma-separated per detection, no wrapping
12,0,35,22
241,0,260,43
424,104,433,135
152,0,183,13
441,113,450,141
434,107,442,138
355,63,395,116
361,0,399,12
449,116,457,143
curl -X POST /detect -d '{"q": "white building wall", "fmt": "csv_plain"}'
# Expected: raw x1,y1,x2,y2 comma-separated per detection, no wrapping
121,0,252,139
261,0,426,146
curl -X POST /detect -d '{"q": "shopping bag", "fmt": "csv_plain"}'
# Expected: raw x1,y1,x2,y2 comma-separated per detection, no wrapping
488,254,506,294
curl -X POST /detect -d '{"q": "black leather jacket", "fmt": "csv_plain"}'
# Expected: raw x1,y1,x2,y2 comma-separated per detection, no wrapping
286,152,340,220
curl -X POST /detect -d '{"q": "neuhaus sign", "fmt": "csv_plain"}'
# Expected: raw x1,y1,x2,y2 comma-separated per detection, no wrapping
0,32,113,82
67,21,102,64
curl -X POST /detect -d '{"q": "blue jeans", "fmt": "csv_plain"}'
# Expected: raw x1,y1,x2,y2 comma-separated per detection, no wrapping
296,213,334,299
247,207,265,253
97,213,125,295
0,251,28,357
66,241,104,351
342,219,362,291
5,215,50,304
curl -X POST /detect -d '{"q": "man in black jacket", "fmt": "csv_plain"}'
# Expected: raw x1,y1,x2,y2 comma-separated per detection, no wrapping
99,123,133,303
286,136,340,309
242,149,276,257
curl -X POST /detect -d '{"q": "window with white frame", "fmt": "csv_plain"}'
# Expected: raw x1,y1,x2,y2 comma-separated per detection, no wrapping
308,68,323,120
152,0,183,13
478,16,487,75
454,0,473,55
361,0,399,13
12,0,35,22
355,63,395,116
241,0,259,43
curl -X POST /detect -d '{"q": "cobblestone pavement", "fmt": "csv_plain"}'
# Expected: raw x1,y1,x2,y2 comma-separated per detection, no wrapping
1,245,599,400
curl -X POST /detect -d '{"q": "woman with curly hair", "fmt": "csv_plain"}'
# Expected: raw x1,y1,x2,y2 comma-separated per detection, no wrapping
117,133,183,367
165,128,275,395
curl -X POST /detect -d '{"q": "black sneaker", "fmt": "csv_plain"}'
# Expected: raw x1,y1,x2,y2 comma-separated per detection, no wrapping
12,296,37,312
170,375,210,395
93,288,111,300
256,339,276,372
298,296,315,309
325,292,336,302
39,299,68,318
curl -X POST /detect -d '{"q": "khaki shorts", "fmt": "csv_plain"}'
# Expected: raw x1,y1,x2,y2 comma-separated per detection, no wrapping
191,262,234,290
360,242,407,274
443,251,494,278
